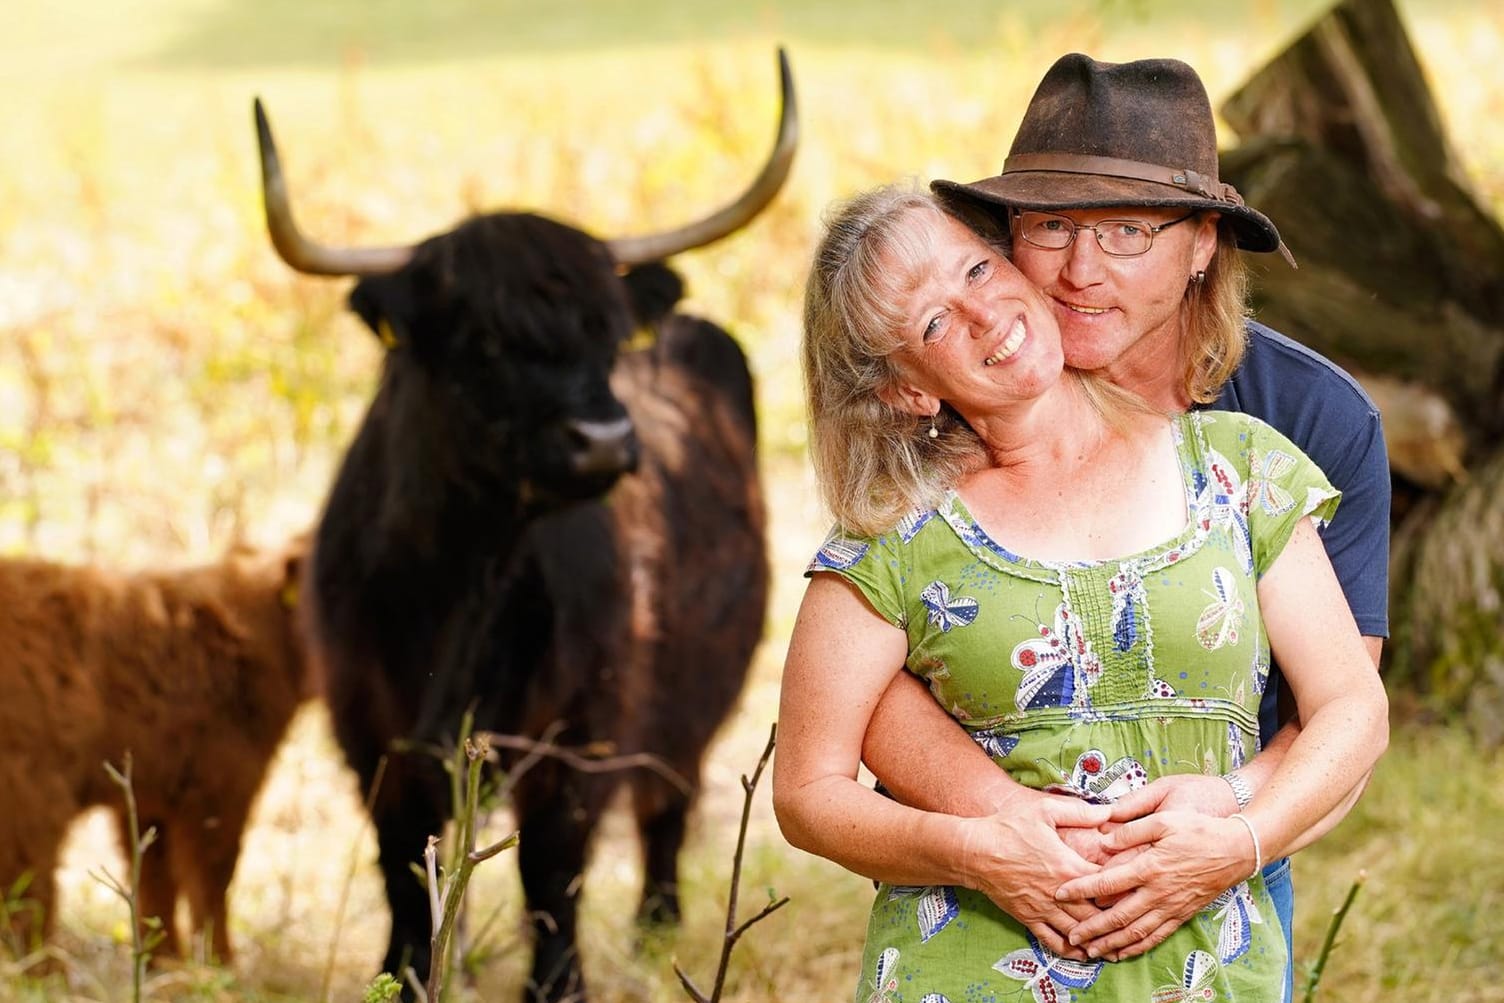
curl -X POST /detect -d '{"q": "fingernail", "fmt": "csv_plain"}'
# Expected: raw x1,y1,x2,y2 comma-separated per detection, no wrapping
1068,934,1081,947
1086,946,1101,959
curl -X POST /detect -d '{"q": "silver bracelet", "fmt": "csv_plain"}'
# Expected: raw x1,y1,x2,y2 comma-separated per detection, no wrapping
1230,812,1264,880
1221,770,1254,810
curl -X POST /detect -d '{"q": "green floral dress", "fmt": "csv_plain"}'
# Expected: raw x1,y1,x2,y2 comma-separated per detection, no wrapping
810,411,1339,1003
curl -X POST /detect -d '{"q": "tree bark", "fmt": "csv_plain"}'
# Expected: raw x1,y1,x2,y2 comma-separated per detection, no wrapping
1215,0,1504,738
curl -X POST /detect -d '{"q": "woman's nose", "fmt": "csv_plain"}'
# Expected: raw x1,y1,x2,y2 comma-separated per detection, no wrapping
960,297,998,332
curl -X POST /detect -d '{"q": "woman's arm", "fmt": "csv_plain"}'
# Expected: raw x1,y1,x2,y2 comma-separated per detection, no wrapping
772,573,1112,956
1238,517,1389,855
1053,517,1388,959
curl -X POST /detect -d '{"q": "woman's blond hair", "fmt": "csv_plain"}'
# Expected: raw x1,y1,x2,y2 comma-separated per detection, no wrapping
802,183,1153,536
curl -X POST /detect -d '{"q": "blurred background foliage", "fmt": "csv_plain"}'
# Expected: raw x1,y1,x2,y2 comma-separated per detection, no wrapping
2,1,1502,1000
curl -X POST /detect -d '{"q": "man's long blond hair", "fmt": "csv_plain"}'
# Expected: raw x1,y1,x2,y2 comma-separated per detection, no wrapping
1180,225,1251,404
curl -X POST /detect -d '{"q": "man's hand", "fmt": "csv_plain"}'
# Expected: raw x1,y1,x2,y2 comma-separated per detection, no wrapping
1054,811,1255,960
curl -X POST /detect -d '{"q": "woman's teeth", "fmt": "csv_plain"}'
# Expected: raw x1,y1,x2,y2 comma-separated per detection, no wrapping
983,318,1027,366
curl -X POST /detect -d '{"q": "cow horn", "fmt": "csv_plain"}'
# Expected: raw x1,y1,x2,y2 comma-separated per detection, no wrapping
254,98,416,277
605,47,799,266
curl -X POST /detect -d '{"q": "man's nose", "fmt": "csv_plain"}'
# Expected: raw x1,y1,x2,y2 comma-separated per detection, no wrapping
1059,231,1107,286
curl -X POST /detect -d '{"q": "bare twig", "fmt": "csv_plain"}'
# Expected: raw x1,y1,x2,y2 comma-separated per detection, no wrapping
481,727,692,797
674,723,788,1003
1302,869,1366,1003
404,965,430,1003
92,754,161,1003
414,718,686,997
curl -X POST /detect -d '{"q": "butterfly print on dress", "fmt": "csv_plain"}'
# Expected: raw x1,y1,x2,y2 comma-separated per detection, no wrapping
1011,602,1102,711
995,934,1104,1003
921,581,980,632
1151,948,1219,1002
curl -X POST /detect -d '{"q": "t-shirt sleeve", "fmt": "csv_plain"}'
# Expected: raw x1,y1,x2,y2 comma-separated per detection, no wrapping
805,525,908,628
1308,409,1390,639
1243,418,1342,578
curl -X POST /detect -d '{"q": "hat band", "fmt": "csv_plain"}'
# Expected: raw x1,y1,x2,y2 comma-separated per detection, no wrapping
1002,152,1246,206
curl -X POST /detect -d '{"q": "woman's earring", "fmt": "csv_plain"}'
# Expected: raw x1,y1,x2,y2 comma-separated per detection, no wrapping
1191,270,1206,286
928,415,939,439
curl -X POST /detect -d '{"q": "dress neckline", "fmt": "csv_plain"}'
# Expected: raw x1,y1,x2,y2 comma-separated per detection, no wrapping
939,412,1209,573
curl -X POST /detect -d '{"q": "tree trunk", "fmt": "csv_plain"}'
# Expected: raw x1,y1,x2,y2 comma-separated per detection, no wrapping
1215,0,1504,738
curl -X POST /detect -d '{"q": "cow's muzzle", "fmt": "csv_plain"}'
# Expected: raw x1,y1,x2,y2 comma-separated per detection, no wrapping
566,416,639,477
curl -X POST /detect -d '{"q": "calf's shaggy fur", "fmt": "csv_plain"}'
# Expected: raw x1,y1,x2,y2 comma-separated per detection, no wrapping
0,540,310,962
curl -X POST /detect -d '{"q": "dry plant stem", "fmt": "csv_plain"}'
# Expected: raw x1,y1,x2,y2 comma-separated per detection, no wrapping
1302,870,1366,1003
674,722,789,1003
426,734,521,1003
404,966,430,1003
321,754,389,1003
95,754,159,1003
482,729,692,797
413,718,684,999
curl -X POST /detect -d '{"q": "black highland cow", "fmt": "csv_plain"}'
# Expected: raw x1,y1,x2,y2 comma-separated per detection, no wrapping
253,52,792,1002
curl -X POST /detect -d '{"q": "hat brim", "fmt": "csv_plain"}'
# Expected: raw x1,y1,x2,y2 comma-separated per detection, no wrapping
931,171,1282,254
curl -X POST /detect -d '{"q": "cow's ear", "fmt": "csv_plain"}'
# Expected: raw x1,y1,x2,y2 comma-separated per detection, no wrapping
620,263,684,326
348,270,418,351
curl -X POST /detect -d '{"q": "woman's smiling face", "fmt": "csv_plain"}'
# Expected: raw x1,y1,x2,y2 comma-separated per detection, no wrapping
880,210,1064,421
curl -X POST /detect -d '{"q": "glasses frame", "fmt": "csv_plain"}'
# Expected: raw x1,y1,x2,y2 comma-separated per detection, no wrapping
1012,209,1200,258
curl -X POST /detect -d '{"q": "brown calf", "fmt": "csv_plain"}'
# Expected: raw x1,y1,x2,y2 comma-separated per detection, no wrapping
0,539,310,963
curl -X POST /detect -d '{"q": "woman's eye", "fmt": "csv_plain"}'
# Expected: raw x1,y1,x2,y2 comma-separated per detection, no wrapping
968,260,989,282
923,314,944,342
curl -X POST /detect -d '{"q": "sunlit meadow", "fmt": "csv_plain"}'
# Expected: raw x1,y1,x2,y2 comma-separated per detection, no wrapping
2,1,1502,1000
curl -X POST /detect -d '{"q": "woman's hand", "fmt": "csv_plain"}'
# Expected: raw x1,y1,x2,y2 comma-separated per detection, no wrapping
1052,810,1257,961
962,792,1114,959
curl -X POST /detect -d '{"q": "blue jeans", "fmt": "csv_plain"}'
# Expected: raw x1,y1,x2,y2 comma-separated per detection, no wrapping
1263,856,1294,1003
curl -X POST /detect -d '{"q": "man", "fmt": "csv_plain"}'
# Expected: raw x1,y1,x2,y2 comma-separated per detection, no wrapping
861,52,1389,1002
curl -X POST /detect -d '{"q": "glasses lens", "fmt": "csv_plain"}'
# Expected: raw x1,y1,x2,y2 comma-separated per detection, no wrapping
1017,211,1075,249
1095,220,1154,256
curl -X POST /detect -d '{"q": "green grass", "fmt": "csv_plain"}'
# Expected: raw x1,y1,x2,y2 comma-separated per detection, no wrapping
1290,725,1504,1001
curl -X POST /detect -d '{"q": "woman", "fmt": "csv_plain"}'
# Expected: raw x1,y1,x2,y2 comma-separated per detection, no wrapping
771,184,1387,1001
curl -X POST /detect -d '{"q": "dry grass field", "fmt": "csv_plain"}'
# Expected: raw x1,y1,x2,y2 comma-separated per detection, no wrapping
3,1,1504,1000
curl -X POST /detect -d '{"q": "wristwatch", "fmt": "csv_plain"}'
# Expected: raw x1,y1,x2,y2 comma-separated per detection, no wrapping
1221,770,1254,810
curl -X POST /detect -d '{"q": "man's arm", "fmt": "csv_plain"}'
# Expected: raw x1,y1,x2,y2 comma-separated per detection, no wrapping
862,670,1019,816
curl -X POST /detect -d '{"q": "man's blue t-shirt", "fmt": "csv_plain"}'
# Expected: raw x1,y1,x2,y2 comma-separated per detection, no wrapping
1202,320,1391,743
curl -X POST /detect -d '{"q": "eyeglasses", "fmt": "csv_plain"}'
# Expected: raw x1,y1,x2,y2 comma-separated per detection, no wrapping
1013,210,1198,257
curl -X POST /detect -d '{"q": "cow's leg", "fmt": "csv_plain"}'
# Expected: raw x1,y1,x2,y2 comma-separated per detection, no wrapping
631,775,692,928
178,804,249,965
371,758,446,991
0,780,71,973
515,768,611,1003
329,697,444,997
126,812,183,960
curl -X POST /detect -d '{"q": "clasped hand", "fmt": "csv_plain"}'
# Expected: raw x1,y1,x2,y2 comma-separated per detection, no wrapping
973,775,1251,962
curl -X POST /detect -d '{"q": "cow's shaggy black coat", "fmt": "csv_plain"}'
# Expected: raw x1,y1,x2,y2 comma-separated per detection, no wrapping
306,213,767,1001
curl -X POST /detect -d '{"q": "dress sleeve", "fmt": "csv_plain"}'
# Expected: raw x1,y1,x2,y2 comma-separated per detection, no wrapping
805,524,908,628
1244,418,1342,578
